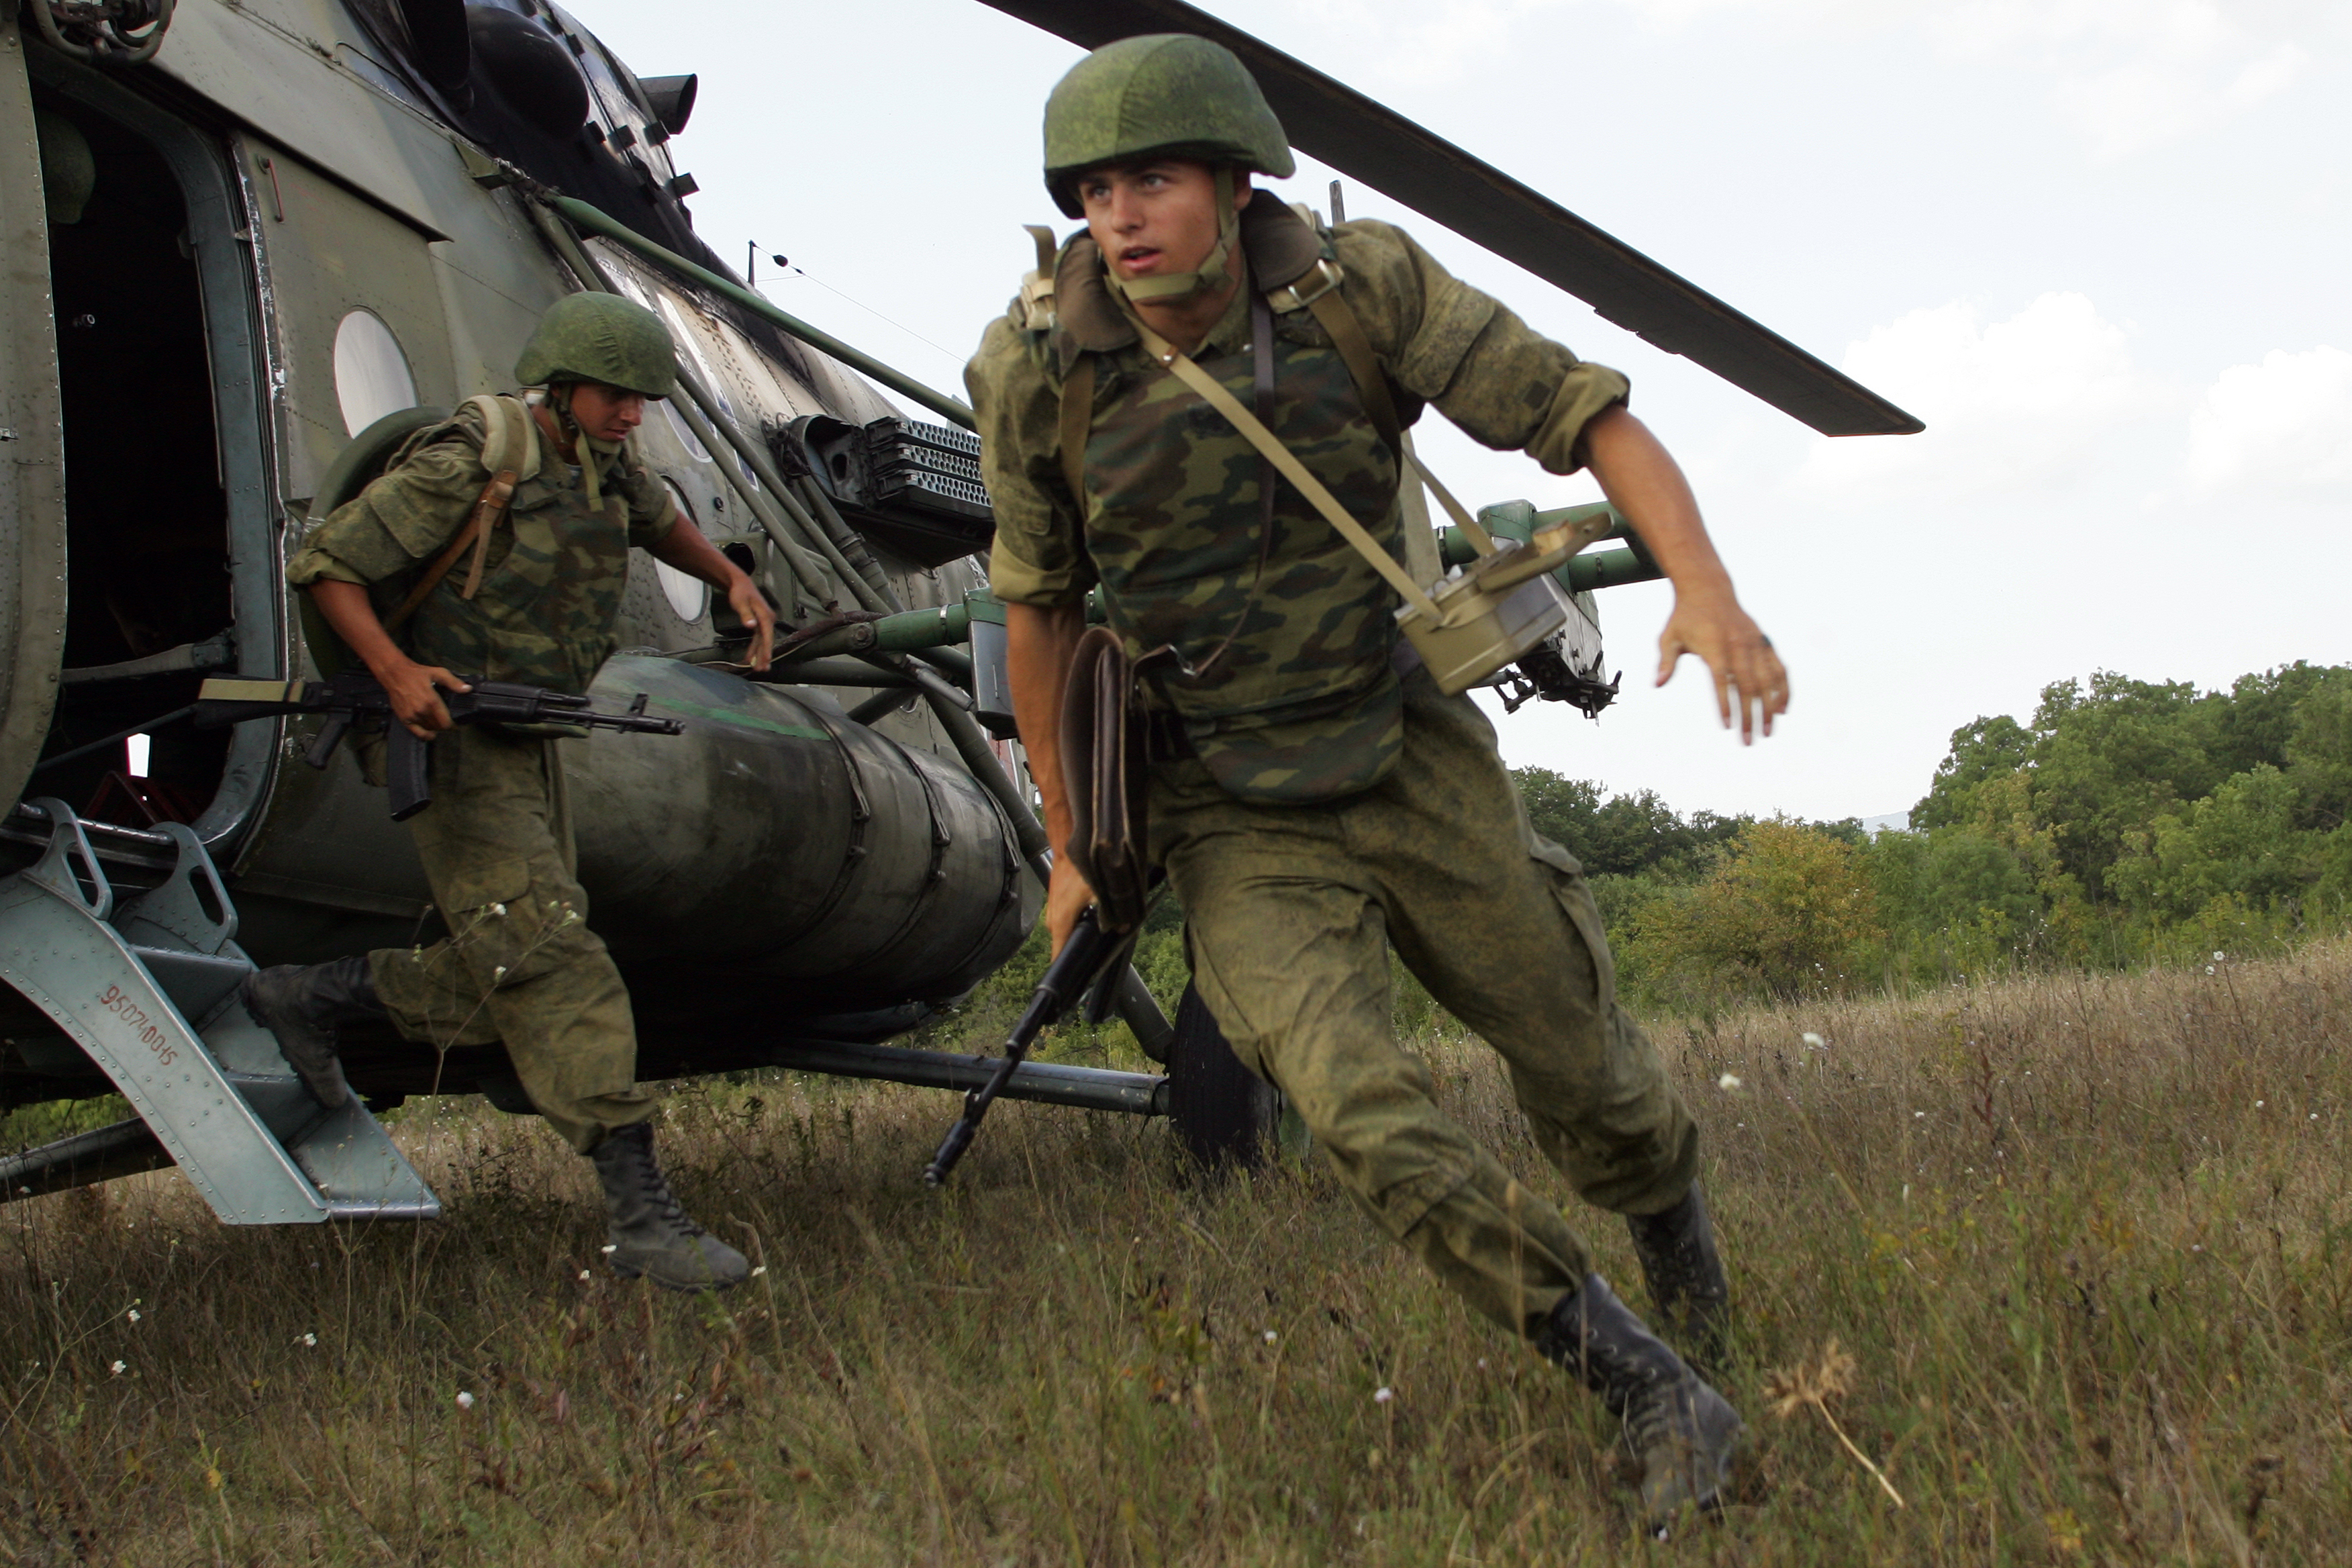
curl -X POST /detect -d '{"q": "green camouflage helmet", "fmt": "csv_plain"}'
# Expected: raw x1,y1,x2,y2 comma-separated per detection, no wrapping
1043,34,1295,217
514,293,676,398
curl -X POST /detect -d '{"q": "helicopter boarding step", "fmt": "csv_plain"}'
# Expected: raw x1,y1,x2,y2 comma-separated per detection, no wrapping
0,799,438,1223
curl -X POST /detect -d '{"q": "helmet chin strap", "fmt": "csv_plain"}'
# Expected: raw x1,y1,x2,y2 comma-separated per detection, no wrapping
1106,166,1240,306
546,383,625,505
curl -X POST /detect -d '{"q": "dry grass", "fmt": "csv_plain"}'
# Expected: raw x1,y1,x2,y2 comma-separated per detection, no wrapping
2,942,2348,1565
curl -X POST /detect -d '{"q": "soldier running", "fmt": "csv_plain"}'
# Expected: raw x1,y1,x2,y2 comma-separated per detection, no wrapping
244,293,776,1291
967,36,1787,1529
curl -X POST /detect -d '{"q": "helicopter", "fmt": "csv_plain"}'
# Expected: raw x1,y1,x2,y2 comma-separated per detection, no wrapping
0,0,1918,1224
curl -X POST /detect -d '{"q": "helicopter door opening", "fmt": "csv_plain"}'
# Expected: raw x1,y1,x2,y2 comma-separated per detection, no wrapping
33,91,235,831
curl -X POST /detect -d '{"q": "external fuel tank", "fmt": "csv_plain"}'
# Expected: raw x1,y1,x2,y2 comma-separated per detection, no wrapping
569,656,1033,1010
224,654,1036,1022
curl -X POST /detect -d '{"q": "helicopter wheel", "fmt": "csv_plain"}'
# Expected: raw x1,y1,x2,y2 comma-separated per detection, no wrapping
1165,981,1280,1172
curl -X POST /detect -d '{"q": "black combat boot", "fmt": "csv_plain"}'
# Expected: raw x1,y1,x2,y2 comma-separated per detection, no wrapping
1538,1273,1745,1535
589,1122,750,1291
240,957,383,1110
1625,1183,1730,1365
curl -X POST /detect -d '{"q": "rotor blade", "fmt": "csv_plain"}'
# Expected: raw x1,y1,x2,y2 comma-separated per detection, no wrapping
979,0,1923,437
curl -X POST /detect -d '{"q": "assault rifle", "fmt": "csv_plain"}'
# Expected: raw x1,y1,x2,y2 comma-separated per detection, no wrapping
194,672,684,821
923,903,1131,1187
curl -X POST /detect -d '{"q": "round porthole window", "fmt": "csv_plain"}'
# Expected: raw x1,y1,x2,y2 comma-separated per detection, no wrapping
332,309,418,436
655,480,709,623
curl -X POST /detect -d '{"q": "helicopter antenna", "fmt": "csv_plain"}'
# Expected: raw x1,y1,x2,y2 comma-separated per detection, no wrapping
1329,179,1345,224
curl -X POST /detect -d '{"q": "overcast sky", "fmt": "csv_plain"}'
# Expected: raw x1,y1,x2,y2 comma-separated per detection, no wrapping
571,0,2352,824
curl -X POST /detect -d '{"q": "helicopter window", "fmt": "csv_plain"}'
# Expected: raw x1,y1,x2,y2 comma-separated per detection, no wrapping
658,398,712,464
332,309,419,437
654,291,757,489
654,481,709,624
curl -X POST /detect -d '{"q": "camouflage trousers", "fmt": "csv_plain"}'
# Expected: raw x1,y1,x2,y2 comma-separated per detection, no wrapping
1150,668,1700,1340
367,726,652,1153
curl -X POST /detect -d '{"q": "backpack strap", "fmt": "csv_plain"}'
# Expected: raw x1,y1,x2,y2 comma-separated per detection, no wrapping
384,394,536,630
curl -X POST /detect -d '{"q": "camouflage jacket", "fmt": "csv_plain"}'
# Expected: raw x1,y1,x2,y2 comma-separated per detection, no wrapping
967,196,1629,803
287,397,676,696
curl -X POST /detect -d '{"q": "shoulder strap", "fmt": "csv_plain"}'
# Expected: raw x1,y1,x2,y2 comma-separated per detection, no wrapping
1120,307,1444,623
1302,287,1404,454
1057,354,1095,506
1289,276,1495,554
383,395,530,631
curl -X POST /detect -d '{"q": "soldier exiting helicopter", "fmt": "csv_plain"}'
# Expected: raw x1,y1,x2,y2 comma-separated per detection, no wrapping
242,293,777,1292
968,36,1788,1528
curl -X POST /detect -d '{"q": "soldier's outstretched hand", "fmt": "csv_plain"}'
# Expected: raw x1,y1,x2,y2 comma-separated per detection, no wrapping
1657,589,1787,744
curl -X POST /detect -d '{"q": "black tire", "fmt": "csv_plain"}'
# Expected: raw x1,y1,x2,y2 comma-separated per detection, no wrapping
1165,981,1279,1170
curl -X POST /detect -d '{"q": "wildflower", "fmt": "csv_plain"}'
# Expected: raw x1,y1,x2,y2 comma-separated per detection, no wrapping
491,903,507,918
2255,1100,2265,1109
751,1265,768,1277
493,965,508,981
1802,1032,1825,1048
109,1361,125,1375
456,1391,475,1410
2213,951,2225,963
578,1270,591,1282
601,1244,617,1255
2206,965,2216,975
1913,1111,1926,1119
1373,1387,1393,1404
300,1333,317,1348
126,1309,140,1324
1263,1330,1277,1344
1765,1338,1904,1508
1717,1073,1743,1092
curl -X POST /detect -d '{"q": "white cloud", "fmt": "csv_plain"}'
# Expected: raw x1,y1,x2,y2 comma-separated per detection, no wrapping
1798,293,2169,497
1927,1,2312,160
1510,0,2322,158
2185,346,2352,494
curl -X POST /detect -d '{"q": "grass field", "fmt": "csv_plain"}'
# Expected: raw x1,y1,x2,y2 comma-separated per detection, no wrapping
2,942,2347,1565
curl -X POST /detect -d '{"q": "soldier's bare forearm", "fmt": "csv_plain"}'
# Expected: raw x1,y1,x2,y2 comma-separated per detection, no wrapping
1579,407,1788,740
309,580,410,680
307,581,468,738
1579,407,1733,603
1006,599,1088,852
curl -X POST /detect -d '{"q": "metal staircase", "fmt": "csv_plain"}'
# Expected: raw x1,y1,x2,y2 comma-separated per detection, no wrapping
0,799,437,1222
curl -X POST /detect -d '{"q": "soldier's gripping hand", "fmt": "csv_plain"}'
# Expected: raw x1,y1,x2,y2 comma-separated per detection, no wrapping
308,580,471,740
724,574,777,672
377,656,473,740
1657,588,1787,745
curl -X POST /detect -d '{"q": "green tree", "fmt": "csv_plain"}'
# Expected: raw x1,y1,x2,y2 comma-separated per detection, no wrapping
1914,714,2032,830
2286,671,2352,830
1512,768,1745,878
2029,672,2223,898
2106,765,2316,922
1632,820,1882,1001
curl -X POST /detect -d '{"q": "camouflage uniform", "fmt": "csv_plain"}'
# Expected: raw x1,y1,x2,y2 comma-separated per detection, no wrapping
287,399,675,1153
969,203,1700,1337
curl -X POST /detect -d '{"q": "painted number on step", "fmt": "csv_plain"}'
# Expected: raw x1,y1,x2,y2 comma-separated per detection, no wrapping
97,985,178,1067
